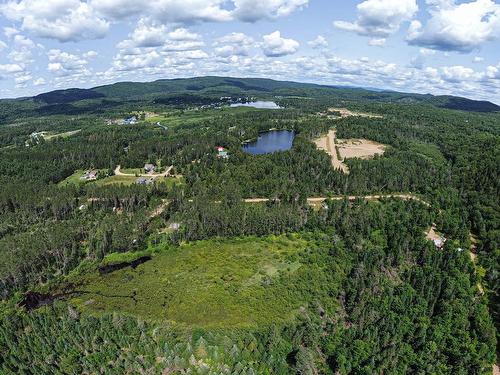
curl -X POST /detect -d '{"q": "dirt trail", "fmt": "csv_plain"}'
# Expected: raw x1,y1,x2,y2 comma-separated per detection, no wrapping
150,199,171,218
314,130,349,173
188,194,430,206
241,194,429,206
114,165,173,178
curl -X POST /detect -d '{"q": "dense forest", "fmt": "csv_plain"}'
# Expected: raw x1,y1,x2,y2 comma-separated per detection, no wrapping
0,77,498,374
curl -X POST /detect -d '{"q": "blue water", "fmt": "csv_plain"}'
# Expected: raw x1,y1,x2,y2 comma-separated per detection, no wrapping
230,101,281,109
243,130,295,155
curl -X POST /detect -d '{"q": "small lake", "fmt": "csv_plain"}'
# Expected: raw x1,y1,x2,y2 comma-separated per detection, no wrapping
243,130,295,155
230,101,281,109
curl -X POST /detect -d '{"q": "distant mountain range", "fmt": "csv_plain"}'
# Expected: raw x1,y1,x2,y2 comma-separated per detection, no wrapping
1,77,498,122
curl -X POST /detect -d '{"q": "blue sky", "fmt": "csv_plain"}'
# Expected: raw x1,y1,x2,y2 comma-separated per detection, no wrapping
0,0,499,103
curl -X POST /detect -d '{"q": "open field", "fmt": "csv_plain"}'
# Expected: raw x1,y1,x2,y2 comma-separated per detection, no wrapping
92,175,138,186
43,129,81,140
68,235,330,328
337,139,386,160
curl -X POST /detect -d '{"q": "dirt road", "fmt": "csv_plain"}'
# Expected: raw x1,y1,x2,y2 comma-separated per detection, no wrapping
114,165,173,178
314,130,349,173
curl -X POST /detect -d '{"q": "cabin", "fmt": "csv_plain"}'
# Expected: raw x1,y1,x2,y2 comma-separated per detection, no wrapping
216,146,229,159
136,177,154,185
144,163,155,173
169,222,181,231
80,170,98,181
433,237,446,249
121,116,137,125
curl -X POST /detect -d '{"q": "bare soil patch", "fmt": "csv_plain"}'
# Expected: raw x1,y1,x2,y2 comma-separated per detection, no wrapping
337,139,386,160
426,224,441,242
314,131,386,173
314,130,349,173
327,107,383,119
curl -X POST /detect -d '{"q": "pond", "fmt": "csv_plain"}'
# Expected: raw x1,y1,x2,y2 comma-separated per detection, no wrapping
230,101,281,109
243,130,295,155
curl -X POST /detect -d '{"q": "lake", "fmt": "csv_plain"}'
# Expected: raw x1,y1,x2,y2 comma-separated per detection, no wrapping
230,101,281,109
243,130,295,155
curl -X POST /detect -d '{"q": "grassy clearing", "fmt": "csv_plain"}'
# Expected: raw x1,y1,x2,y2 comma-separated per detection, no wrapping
93,175,180,187
409,142,447,165
58,170,86,186
120,168,144,175
44,129,81,140
69,234,332,328
93,175,138,186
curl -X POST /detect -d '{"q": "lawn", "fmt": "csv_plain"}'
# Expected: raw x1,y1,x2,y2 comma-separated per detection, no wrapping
93,175,181,187
58,170,86,186
69,234,334,328
120,168,144,175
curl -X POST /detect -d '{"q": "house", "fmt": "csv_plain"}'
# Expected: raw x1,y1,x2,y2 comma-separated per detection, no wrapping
80,170,98,181
433,237,446,249
216,146,229,159
144,163,155,173
120,116,137,125
136,177,154,185
169,222,181,231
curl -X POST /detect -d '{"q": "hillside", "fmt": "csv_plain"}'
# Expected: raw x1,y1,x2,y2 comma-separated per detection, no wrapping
0,77,498,124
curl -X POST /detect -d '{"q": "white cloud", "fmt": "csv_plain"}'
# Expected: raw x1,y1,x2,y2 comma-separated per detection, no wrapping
0,64,25,74
0,40,6,51
119,20,168,49
4,34,37,64
47,49,90,77
262,31,299,57
3,26,19,38
233,0,308,22
176,50,208,59
308,35,328,49
368,38,386,46
485,63,500,79
14,73,31,85
118,20,204,51
334,0,418,37
167,28,200,41
441,65,477,82
33,77,46,86
93,0,231,23
473,56,484,63
84,51,98,59
1,0,109,42
407,0,500,52
112,50,161,71
213,32,255,57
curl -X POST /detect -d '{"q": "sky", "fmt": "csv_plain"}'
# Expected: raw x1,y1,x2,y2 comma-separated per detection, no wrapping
0,0,499,103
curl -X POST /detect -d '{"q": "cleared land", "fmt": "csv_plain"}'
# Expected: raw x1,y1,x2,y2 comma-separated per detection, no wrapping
314,130,386,173
327,107,383,119
114,165,173,178
337,139,386,160
69,235,329,328
43,129,81,140
314,130,348,172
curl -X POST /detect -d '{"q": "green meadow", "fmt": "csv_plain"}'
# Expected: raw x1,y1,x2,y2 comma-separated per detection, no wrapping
69,234,337,328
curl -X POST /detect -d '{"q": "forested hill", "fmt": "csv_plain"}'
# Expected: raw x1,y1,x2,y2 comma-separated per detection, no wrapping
0,76,498,123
